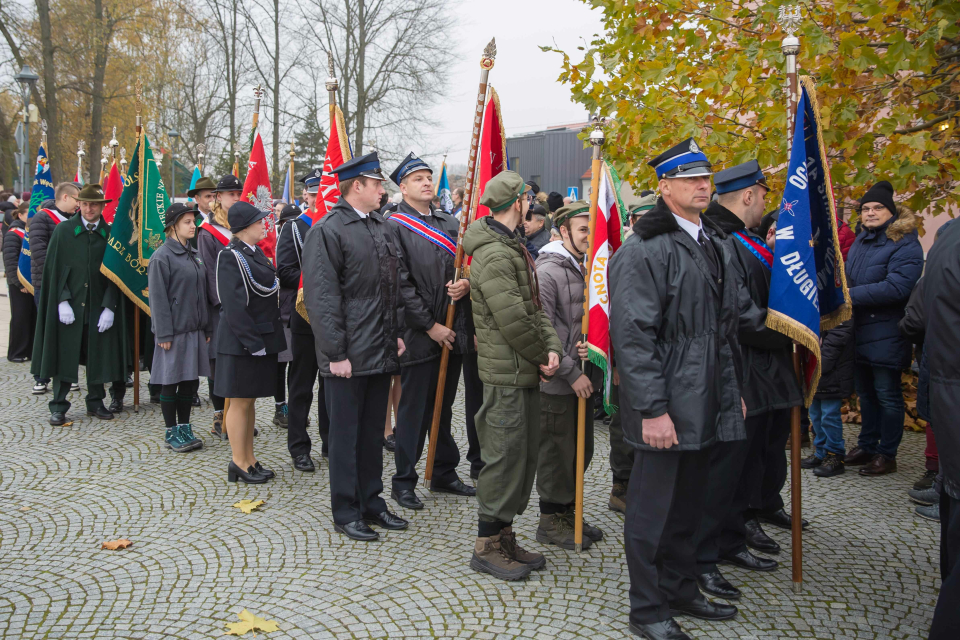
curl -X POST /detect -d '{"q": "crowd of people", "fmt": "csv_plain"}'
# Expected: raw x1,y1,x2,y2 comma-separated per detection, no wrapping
0,137,955,639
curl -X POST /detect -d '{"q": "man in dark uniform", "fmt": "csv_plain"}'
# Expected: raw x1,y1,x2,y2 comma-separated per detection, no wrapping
277,169,330,472
384,153,476,511
301,152,412,541
610,139,758,640
694,160,804,600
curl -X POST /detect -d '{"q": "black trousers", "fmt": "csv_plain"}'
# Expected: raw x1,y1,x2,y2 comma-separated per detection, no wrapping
931,491,960,639
286,329,329,458
695,416,758,572
393,355,461,491
745,408,792,515
462,351,484,477
325,373,390,525
7,284,36,360
625,447,709,625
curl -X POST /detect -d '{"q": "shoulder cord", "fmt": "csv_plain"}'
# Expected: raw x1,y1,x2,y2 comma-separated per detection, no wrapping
291,222,303,269
230,249,279,306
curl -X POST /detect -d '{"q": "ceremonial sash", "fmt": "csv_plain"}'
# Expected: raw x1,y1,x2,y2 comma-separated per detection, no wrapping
198,219,232,246
10,228,25,240
43,208,68,225
389,212,456,257
732,230,772,270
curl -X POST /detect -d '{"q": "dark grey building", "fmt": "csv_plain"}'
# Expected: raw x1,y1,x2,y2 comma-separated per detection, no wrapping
506,123,592,199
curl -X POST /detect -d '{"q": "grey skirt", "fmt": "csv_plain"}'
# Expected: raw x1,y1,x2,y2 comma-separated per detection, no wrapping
150,330,211,385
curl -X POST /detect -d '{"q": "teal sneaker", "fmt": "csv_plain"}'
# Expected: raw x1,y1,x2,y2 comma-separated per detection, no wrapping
165,426,193,453
178,423,203,451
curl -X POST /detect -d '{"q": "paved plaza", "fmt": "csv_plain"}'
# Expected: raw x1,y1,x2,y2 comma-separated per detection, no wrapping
0,350,941,639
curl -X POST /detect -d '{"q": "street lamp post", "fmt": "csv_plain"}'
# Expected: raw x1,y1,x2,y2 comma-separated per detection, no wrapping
169,128,180,202
14,65,40,196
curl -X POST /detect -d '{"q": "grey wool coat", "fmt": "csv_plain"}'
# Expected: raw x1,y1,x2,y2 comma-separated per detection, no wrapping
148,236,213,342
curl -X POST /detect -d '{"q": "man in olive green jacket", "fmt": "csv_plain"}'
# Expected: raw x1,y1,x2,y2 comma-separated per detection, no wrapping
463,170,562,581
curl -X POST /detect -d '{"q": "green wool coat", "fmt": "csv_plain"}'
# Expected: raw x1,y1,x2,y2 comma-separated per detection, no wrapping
31,215,128,384
463,216,561,388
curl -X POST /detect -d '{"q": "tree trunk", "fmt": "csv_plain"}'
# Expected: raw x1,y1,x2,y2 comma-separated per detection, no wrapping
353,0,366,154
271,0,281,192
35,0,63,181
89,0,111,183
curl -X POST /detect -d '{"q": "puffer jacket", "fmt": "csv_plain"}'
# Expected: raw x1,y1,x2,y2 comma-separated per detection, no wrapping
28,205,73,289
383,200,475,365
609,197,759,451
3,219,25,285
815,320,855,400
535,242,598,395
463,216,562,388
301,198,413,377
845,209,923,369
147,236,212,342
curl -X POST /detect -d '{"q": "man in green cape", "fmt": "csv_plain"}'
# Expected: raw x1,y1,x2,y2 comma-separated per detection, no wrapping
31,183,128,425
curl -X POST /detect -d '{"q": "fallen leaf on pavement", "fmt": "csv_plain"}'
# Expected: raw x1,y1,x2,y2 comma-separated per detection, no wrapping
225,609,279,636
233,500,264,514
101,539,132,550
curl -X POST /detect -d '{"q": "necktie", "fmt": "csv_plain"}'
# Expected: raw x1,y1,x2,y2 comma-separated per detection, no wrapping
698,230,720,284
87,223,95,232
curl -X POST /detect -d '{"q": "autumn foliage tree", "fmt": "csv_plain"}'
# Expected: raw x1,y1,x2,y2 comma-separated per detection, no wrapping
547,0,960,224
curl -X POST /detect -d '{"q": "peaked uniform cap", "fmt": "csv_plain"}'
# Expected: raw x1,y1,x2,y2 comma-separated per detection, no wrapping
331,152,386,181
479,171,531,213
553,200,591,227
714,159,768,195
187,176,217,197
648,137,713,179
390,152,432,185
301,168,323,193
216,174,243,192
75,183,112,203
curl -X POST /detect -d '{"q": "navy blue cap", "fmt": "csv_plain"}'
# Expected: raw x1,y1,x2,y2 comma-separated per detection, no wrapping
228,201,270,233
300,168,322,193
331,152,386,182
648,138,712,179
390,152,432,185
714,160,768,195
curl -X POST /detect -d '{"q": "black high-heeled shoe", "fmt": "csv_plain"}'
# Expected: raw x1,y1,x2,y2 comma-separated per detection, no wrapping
254,461,275,479
228,461,268,484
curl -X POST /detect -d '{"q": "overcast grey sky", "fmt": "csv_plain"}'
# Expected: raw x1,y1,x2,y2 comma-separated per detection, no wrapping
415,0,604,170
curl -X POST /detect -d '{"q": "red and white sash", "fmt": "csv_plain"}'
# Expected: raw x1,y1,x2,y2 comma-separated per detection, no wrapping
198,219,233,246
42,208,68,225
389,212,456,257
9,228,25,240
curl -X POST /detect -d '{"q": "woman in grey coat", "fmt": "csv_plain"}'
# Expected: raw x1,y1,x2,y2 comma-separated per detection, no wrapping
148,203,213,453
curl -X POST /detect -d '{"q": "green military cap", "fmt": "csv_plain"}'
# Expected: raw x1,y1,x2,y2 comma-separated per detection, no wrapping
187,176,217,197
480,170,531,213
553,200,591,227
75,183,112,204
630,192,657,217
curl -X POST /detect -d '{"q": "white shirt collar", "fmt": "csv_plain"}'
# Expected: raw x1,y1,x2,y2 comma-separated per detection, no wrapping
82,218,100,231
671,212,704,243
352,206,369,219
241,240,256,252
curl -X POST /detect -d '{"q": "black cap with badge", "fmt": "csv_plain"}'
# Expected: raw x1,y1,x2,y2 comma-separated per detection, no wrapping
714,160,768,195
216,174,243,192
330,152,387,182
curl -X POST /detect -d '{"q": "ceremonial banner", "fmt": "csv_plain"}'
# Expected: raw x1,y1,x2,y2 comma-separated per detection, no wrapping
468,87,507,222
100,132,169,315
435,161,453,213
74,168,84,186
281,165,291,204
241,130,276,261
586,161,625,412
102,161,123,223
766,77,851,405
18,141,55,293
312,104,352,224
187,166,202,202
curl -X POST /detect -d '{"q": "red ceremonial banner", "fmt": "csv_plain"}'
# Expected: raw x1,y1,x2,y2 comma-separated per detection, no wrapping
312,105,353,224
102,162,123,223
242,131,276,261
469,87,507,222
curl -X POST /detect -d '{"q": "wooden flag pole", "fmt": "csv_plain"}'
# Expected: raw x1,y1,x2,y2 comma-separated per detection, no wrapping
424,38,497,485
133,82,143,413
575,118,605,552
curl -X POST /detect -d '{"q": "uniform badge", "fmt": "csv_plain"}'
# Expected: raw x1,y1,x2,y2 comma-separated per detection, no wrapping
689,140,700,154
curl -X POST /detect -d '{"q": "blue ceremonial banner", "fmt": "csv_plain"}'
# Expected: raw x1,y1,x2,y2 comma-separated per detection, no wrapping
436,161,452,213
187,166,202,202
766,77,851,405
282,165,291,204
18,141,55,294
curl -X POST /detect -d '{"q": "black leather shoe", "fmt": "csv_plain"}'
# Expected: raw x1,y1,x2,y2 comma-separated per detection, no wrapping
334,520,379,541
365,510,409,530
628,619,691,639
669,595,737,621
192,393,201,407
107,398,123,413
744,517,780,554
697,571,741,600
719,549,778,572
227,462,268,484
757,507,808,530
430,478,477,497
254,461,275,479
292,454,315,472
383,433,396,452
391,488,424,510
86,406,114,420
49,412,66,426
9,356,28,363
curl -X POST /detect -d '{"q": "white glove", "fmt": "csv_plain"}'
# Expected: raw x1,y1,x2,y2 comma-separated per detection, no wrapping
58,301,75,325
251,348,266,356
97,307,115,333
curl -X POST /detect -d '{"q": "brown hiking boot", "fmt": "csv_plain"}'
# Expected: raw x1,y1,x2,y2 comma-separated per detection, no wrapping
500,526,546,570
470,533,533,581
609,481,627,513
536,512,593,551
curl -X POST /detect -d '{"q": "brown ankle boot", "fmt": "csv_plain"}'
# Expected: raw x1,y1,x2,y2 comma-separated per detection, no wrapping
470,533,533,581
500,526,546,570
536,512,593,550
609,481,627,513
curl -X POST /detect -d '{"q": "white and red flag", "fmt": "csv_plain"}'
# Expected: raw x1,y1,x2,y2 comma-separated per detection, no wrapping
102,161,123,223
308,104,352,224
241,130,276,261
468,86,508,223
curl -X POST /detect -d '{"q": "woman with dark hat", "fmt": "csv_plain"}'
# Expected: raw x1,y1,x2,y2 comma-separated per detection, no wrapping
197,175,243,439
147,203,212,452
216,201,286,483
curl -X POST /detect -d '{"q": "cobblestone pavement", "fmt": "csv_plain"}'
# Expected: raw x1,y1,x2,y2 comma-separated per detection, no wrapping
0,360,940,639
